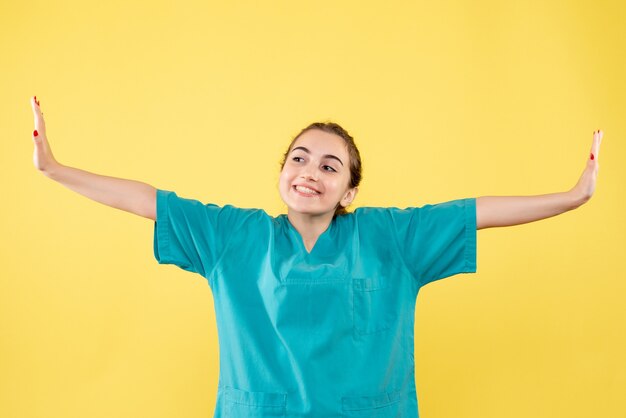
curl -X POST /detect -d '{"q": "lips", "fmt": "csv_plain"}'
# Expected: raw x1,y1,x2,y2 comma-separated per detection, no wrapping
293,184,321,194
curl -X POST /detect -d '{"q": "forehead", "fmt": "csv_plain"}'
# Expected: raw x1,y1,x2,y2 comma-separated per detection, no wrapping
291,129,348,158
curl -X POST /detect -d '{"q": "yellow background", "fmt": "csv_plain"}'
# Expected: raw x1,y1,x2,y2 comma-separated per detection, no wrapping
1,1,625,417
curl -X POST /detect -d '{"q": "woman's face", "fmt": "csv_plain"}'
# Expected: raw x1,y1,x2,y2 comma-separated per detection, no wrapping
279,129,357,218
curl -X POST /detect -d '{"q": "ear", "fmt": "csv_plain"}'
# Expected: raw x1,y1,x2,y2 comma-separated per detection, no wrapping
340,187,359,208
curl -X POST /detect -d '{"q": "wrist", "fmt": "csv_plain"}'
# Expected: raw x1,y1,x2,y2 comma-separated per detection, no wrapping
43,161,64,180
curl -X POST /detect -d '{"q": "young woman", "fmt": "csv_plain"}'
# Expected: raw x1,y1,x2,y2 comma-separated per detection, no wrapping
30,95,603,417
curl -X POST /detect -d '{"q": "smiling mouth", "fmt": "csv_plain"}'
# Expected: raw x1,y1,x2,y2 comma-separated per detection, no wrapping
293,185,321,196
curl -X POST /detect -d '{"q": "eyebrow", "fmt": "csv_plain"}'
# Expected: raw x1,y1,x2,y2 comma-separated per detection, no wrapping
291,146,344,166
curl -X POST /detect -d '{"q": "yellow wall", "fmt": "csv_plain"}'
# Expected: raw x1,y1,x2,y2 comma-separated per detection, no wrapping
1,1,624,417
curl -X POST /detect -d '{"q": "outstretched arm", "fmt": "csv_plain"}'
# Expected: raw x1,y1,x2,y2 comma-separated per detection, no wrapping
30,96,157,220
476,130,603,230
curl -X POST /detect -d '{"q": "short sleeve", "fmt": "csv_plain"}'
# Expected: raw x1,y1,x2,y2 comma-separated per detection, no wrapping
388,197,477,287
153,189,246,278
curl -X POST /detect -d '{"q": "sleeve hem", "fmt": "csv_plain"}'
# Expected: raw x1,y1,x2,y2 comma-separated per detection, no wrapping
463,197,478,274
153,189,179,266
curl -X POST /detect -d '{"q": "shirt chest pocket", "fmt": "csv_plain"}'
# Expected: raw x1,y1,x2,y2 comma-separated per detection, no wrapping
223,387,287,417
352,276,399,335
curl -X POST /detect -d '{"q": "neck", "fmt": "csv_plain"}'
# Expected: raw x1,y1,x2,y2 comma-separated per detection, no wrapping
287,210,334,252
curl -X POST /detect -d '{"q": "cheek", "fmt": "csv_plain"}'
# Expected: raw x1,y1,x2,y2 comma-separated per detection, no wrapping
278,170,292,188
331,175,350,190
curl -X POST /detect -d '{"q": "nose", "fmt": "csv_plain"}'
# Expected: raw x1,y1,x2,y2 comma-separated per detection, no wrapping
300,172,317,182
300,163,318,181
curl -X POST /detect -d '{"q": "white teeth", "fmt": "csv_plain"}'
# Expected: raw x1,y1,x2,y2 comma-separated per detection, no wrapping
295,186,319,194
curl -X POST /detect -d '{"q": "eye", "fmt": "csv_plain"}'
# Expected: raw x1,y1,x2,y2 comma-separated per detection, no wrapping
290,156,336,172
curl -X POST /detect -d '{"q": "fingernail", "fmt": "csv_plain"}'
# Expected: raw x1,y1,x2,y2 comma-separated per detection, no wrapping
33,130,38,137
590,153,594,160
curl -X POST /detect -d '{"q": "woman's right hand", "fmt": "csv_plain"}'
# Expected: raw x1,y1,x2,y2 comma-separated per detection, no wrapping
31,96,60,174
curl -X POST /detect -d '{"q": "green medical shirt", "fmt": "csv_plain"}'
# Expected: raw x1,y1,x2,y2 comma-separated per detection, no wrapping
153,189,477,417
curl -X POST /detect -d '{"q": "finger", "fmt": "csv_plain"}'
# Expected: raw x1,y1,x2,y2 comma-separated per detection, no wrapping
30,95,41,112
30,95,46,134
591,129,602,161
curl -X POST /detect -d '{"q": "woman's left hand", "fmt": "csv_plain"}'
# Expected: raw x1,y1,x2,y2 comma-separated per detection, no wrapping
570,129,603,206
